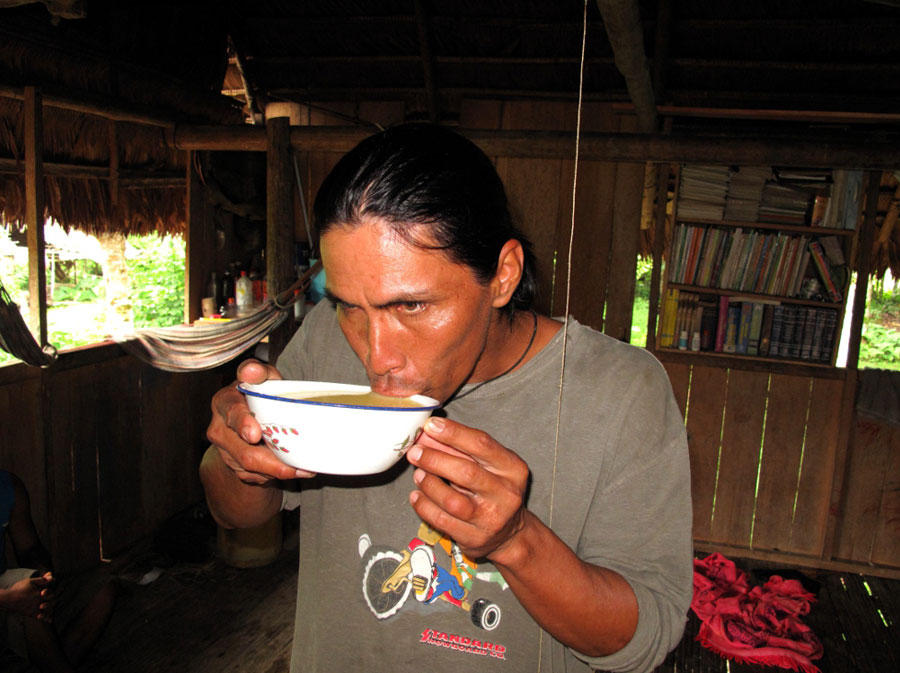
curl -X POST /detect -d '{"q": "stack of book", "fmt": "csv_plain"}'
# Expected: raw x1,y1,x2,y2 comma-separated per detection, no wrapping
724,166,770,221
677,165,731,220
758,181,812,224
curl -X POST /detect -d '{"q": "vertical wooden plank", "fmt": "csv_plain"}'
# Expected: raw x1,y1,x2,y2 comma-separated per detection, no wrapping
846,173,880,369
555,159,616,329
752,374,811,552
96,357,143,557
684,364,728,541
708,368,769,546
871,421,900,567
790,376,843,555
501,157,561,316
661,360,690,418
556,103,618,328
0,372,49,545
266,116,296,360
498,102,569,317
46,363,105,573
835,415,892,563
604,160,644,341
822,370,857,559
24,86,47,344
645,162,670,351
604,115,644,342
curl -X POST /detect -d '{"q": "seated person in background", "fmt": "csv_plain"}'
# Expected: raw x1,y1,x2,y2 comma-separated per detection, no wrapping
201,122,693,672
0,470,117,673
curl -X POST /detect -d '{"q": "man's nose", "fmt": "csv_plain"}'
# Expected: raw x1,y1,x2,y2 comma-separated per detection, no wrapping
367,315,404,376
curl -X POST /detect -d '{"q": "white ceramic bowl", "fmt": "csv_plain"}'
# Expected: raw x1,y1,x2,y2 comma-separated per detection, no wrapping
238,380,440,475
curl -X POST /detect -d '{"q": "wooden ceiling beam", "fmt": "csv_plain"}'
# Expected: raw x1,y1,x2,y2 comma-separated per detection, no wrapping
671,58,900,75
170,124,900,170
0,157,184,186
253,55,615,66
596,0,658,132
0,83,176,128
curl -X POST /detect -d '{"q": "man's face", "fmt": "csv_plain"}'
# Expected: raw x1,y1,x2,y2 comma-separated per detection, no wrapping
320,217,498,403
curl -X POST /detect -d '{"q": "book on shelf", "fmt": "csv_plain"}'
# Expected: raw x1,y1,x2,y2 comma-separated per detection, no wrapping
808,239,843,302
758,304,775,356
657,293,839,364
723,303,741,353
715,295,729,352
820,169,863,230
667,221,848,306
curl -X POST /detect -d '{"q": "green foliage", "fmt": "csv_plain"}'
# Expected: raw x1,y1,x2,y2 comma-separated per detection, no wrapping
859,322,900,371
52,277,101,302
634,257,653,301
630,257,654,347
126,233,185,328
861,282,900,370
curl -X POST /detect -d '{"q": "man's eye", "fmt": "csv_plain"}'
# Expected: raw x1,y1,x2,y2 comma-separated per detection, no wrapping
396,301,426,314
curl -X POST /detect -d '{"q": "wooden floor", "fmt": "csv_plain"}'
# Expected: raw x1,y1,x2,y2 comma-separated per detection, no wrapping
3,509,897,673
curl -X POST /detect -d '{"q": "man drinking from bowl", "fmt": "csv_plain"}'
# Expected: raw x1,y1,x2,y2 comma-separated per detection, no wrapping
200,123,692,673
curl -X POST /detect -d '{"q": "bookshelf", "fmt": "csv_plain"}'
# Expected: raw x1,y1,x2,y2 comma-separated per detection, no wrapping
654,165,861,368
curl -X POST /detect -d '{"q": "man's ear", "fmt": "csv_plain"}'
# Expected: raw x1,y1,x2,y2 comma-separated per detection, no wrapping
491,239,525,308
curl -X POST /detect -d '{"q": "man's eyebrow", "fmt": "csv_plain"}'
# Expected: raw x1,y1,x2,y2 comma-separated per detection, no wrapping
323,288,343,304
324,288,432,309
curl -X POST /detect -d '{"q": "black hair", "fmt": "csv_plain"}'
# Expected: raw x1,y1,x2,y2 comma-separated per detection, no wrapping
313,122,537,317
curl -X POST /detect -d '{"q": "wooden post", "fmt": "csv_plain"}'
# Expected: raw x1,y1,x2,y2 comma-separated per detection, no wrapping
821,170,881,562
266,116,296,362
185,150,211,324
845,172,880,371
645,162,670,351
604,161,645,341
24,86,48,346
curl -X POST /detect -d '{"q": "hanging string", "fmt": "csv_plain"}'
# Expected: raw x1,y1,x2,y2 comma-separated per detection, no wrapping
538,0,589,669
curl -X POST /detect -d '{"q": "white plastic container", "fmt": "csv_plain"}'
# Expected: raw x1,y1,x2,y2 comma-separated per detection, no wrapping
235,270,253,314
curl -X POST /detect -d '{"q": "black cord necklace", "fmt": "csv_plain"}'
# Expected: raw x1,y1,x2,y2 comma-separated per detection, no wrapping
452,310,538,401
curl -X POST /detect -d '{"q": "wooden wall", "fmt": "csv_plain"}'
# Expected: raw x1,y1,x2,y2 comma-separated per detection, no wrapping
291,99,645,336
662,356,900,578
0,345,236,574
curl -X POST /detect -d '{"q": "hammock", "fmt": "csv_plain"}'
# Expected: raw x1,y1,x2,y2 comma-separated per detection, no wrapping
0,281,57,367
114,261,322,372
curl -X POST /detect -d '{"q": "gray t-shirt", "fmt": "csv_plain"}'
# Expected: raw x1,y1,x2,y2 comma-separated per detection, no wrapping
278,300,692,673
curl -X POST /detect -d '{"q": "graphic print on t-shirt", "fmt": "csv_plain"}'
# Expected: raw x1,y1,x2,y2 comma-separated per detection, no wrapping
358,522,508,631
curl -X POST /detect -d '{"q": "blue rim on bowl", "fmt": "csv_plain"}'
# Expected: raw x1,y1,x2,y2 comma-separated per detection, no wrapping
237,383,441,412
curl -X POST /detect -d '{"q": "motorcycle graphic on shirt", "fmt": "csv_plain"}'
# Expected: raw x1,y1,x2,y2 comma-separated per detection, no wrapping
358,523,506,630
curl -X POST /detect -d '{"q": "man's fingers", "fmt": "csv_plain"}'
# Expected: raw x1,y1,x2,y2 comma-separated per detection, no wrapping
237,358,283,384
413,468,477,520
421,416,519,472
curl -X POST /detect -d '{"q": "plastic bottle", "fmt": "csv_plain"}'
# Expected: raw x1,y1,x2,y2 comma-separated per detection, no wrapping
235,270,253,315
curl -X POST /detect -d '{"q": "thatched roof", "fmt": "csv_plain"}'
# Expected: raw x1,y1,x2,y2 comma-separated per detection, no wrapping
0,0,241,235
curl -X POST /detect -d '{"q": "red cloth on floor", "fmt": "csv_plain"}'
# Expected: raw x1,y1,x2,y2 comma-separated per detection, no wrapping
691,553,824,673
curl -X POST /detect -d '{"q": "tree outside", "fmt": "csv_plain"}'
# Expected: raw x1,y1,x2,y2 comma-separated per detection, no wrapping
0,224,185,366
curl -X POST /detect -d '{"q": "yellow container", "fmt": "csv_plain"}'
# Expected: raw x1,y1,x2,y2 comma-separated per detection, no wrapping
217,511,283,568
